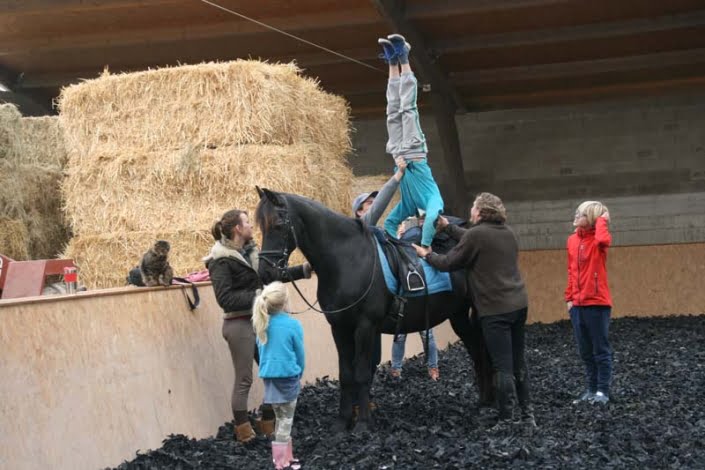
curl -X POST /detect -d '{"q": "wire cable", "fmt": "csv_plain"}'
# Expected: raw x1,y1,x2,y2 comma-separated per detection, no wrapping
198,0,383,73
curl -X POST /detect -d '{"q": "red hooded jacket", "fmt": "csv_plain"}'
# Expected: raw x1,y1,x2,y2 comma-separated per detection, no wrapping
564,217,613,307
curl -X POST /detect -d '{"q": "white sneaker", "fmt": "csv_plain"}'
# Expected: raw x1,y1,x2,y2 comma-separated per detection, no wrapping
572,390,595,405
591,391,609,405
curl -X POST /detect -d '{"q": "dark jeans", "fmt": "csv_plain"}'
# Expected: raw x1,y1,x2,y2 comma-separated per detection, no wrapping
480,307,530,419
570,305,613,395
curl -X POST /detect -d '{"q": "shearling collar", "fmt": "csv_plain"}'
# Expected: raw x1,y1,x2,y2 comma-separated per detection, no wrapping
203,240,259,271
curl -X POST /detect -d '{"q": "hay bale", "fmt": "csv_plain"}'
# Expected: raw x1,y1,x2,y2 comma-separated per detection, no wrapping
62,230,213,289
63,230,307,290
58,61,351,157
0,217,30,260
15,116,68,168
0,160,70,259
351,173,399,223
62,144,353,235
0,103,21,160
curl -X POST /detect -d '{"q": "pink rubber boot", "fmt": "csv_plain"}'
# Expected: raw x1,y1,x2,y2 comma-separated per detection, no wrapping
271,441,289,469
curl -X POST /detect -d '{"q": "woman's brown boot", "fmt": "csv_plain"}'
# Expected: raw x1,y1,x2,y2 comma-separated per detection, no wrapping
235,421,256,443
255,418,275,438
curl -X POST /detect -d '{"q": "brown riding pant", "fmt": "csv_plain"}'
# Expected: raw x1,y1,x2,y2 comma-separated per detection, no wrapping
222,318,255,421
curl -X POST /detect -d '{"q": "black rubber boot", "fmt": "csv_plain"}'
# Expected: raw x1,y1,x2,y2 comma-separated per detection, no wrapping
496,372,517,421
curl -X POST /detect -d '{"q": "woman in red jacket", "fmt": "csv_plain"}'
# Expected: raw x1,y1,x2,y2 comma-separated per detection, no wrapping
565,201,613,405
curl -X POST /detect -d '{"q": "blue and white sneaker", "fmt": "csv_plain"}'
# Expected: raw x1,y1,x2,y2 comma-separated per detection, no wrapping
591,391,609,405
572,390,596,405
387,34,411,64
378,38,398,65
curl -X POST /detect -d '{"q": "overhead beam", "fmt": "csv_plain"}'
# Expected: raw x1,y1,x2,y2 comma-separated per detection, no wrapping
348,73,705,117
407,0,573,18
1,0,574,17
0,7,381,56
432,10,705,54
0,0,174,15
451,47,705,85
18,46,705,93
6,6,705,71
466,75,705,110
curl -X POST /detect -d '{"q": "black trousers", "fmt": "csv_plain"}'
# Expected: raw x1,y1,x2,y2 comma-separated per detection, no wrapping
480,307,531,419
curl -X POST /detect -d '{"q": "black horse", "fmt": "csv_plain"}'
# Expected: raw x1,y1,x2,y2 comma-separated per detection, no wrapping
256,188,492,432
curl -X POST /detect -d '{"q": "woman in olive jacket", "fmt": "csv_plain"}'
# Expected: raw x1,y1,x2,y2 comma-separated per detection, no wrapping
204,209,311,443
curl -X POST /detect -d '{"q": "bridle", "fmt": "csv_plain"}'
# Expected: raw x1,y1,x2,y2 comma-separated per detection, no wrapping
258,206,379,315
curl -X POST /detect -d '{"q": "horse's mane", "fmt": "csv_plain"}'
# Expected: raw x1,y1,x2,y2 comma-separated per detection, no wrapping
255,191,365,234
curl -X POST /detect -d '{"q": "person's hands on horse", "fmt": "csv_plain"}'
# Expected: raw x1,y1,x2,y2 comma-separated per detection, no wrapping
394,156,407,181
413,243,432,258
397,222,406,238
435,215,449,232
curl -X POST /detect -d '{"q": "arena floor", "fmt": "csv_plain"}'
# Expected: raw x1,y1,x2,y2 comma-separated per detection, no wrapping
113,315,705,469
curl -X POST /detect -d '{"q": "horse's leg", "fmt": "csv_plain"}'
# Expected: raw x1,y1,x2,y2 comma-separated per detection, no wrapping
331,324,355,433
449,309,495,408
351,319,376,432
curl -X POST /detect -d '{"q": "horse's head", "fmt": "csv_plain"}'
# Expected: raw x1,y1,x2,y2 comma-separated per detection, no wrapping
255,187,297,284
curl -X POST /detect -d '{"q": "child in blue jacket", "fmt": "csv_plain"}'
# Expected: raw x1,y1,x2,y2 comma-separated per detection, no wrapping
252,282,305,469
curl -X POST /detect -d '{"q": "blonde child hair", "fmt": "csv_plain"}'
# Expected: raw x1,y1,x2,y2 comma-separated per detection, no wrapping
576,201,609,226
252,282,289,345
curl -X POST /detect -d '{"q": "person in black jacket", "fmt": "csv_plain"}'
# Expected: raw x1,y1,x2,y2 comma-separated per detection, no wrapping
204,209,311,443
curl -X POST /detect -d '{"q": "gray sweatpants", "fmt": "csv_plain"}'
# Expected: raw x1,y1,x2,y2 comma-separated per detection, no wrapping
386,72,428,158
272,399,298,443
384,71,444,246
222,318,255,420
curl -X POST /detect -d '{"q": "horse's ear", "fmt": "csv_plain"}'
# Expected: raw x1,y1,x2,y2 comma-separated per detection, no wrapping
256,186,264,198
261,188,284,207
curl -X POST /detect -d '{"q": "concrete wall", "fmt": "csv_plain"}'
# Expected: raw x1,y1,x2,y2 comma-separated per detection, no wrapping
508,192,705,249
350,92,705,248
2,242,704,469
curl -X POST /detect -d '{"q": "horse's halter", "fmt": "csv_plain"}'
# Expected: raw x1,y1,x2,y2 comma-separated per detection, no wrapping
257,203,379,315
258,208,297,276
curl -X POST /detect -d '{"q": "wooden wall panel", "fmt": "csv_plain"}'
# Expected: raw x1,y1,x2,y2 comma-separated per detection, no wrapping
521,242,705,323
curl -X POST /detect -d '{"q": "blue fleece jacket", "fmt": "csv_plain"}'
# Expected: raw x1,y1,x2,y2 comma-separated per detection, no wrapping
256,312,305,378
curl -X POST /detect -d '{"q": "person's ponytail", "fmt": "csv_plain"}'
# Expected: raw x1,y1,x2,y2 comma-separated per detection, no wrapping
252,282,289,344
211,209,246,241
211,220,223,241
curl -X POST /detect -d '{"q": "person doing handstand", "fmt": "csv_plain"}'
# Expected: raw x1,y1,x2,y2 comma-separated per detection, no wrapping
378,33,445,248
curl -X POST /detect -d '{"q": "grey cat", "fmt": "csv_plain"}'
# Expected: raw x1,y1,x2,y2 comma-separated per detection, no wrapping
140,240,174,287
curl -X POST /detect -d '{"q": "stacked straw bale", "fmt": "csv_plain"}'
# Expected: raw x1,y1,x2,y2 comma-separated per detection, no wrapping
0,104,21,160
59,61,353,289
59,64,349,156
0,104,70,260
0,160,69,260
14,116,69,167
0,217,29,260
62,230,213,289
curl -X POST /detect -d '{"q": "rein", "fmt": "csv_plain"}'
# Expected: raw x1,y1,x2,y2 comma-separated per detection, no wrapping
259,209,379,315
